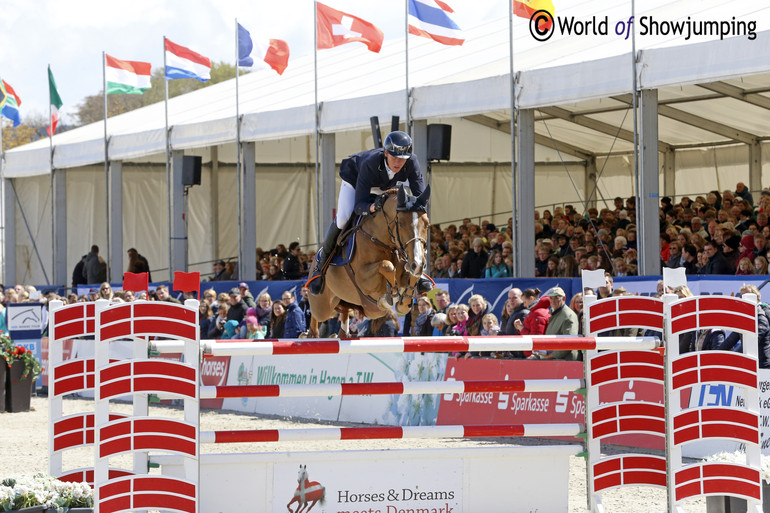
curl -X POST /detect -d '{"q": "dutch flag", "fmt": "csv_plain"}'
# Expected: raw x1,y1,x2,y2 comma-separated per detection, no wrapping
165,38,211,82
408,0,464,46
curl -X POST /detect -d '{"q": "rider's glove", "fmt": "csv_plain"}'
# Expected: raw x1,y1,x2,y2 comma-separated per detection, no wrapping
372,194,387,213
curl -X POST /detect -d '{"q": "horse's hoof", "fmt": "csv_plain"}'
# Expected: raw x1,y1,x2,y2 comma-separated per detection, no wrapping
395,301,411,315
378,294,395,310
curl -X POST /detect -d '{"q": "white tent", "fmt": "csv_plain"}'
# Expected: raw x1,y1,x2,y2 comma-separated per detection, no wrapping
3,0,770,285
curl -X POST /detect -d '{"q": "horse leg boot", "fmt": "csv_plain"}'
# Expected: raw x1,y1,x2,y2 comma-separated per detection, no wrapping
309,222,342,295
416,275,433,294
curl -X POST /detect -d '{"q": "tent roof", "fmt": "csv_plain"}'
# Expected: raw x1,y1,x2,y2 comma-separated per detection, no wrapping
4,0,770,177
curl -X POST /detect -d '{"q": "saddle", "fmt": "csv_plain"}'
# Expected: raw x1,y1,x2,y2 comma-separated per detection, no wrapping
329,215,363,266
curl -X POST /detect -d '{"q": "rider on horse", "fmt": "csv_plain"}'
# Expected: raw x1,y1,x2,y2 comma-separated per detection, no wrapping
308,130,433,295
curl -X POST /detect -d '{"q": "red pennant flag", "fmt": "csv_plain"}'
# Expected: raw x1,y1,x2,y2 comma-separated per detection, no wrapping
173,271,201,299
316,2,384,53
123,272,149,294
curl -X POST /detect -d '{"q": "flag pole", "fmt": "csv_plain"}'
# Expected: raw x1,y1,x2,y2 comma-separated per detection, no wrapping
48,64,55,287
235,18,243,278
313,1,321,246
0,119,4,284
508,2,518,277
163,36,173,281
102,51,111,282
404,0,410,133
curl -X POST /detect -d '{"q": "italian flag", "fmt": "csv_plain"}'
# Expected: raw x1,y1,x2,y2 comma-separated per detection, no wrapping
47,66,63,136
106,54,152,95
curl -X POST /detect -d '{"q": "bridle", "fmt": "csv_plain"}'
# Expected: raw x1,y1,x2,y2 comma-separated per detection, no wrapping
356,200,427,277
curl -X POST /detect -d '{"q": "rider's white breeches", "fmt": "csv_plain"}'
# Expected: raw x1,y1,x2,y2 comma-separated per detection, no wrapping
336,181,356,229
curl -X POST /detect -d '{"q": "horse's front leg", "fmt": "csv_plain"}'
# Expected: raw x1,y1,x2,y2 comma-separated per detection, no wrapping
360,260,397,310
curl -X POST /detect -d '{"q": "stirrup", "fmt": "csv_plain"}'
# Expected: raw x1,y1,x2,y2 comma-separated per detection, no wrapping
307,252,327,295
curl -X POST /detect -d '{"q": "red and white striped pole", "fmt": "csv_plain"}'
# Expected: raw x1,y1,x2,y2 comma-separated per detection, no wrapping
150,335,658,356
199,378,584,399
200,423,584,444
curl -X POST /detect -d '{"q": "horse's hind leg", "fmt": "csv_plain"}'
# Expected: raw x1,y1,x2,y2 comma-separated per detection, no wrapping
306,499,319,512
341,308,351,338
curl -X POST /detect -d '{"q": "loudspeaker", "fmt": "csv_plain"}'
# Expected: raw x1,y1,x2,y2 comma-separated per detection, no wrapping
427,124,452,161
370,116,383,148
182,155,202,186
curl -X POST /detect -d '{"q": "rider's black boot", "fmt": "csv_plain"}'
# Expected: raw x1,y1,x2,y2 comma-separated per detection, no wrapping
308,222,343,295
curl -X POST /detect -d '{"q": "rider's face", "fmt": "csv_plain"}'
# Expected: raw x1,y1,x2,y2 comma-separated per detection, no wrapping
385,151,407,173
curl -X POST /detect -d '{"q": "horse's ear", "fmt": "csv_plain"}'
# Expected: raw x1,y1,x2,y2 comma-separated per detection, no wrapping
397,184,407,209
417,185,431,205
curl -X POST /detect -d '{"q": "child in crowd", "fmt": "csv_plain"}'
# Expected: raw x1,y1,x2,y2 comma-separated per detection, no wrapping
480,313,500,336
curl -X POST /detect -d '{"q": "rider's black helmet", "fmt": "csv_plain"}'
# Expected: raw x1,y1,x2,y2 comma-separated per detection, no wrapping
384,131,412,159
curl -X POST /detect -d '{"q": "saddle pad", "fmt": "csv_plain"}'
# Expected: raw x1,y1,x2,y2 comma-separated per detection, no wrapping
330,216,363,266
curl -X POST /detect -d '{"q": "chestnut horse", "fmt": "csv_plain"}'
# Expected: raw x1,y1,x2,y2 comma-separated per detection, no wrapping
307,184,430,336
287,465,325,513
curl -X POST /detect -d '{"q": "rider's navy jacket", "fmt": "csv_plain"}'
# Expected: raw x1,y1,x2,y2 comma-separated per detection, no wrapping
339,148,426,216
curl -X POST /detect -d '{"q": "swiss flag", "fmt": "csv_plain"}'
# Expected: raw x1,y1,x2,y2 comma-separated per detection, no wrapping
316,2,384,53
123,272,149,294
173,271,201,298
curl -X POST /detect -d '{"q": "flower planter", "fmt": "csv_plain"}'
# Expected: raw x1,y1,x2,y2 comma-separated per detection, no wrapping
5,359,34,412
706,483,770,513
0,362,6,412
5,509,93,513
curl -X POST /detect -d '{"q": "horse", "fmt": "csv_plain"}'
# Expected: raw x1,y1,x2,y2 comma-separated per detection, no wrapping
307,184,431,336
287,465,325,513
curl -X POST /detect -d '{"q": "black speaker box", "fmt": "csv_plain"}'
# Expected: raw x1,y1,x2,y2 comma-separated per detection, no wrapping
427,124,452,161
182,155,202,186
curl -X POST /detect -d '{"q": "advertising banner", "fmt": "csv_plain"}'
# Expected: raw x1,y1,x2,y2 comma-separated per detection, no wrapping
437,357,665,448
216,351,448,426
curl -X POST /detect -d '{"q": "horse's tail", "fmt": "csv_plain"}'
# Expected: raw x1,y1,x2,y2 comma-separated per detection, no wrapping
319,486,326,505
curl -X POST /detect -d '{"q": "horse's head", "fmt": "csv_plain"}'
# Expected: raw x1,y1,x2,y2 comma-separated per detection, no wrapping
382,184,431,279
298,465,308,483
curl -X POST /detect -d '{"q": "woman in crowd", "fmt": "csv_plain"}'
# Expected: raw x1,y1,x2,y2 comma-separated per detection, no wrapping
363,309,399,337
737,257,754,275
484,250,512,278
569,292,585,336
449,304,470,336
99,282,113,301
557,255,578,278
269,300,286,338
466,294,489,336
545,256,560,277
255,293,272,328
444,305,459,335
755,256,769,275
431,313,448,336
513,289,550,337
411,296,435,336
199,301,213,338
208,302,229,339
348,309,367,338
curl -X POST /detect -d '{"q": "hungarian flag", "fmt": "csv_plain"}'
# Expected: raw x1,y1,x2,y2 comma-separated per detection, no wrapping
237,23,290,75
316,2,384,53
106,54,152,95
1,80,22,127
513,0,555,30
47,66,63,136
